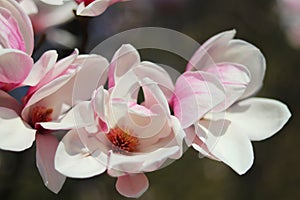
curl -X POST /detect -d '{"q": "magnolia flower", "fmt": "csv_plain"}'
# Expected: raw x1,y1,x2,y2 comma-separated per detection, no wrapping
50,44,185,198
0,49,109,193
173,30,291,174
40,0,131,17
0,0,34,91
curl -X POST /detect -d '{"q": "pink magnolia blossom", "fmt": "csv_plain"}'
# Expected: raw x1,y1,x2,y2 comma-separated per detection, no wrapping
51,44,185,198
0,50,109,193
173,30,291,174
0,0,34,55
0,0,34,91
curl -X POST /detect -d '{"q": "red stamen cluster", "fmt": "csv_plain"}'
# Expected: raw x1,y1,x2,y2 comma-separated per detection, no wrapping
29,106,53,129
106,127,139,153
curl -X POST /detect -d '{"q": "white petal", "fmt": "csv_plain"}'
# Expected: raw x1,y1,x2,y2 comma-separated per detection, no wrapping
226,97,291,141
36,134,66,194
197,114,254,175
135,61,175,101
55,129,107,178
40,101,95,130
0,107,36,151
76,0,110,17
186,30,236,71
108,44,140,88
222,39,266,99
72,54,109,104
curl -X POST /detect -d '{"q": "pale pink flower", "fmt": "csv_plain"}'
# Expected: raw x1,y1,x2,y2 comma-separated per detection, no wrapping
0,50,109,193
173,30,291,174
0,0,35,91
52,44,185,198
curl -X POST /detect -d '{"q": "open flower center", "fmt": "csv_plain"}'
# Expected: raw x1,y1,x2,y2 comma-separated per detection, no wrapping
29,106,53,131
75,0,95,6
107,127,139,153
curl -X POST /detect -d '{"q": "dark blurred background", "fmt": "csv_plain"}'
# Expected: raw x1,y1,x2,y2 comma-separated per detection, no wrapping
1,0,299,199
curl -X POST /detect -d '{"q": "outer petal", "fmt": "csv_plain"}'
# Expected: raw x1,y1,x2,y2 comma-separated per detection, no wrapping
0,7,26,52
0,0,34,55
186,30,266,99
72,54,109,104
0,49,33,91
173,71,225,128
226,97,291,141
36,134,66,194
116,173,149,198
135,61,175,101
222,39,266,99
197,115,254,175
0,107,35,151
108,44,140,88
186,30,236,71
205,62,251,111
55,129,107,178
22,50,58,86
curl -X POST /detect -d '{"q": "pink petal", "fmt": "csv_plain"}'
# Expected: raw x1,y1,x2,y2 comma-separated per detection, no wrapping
0,49,33,91
36,133,66,193
22,50,58,86
173,71,225,128
205,62,251,111
116,173,149,198
0,7,26,52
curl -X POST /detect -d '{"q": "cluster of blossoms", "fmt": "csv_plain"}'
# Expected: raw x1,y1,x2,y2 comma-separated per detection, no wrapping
0,0,291,198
